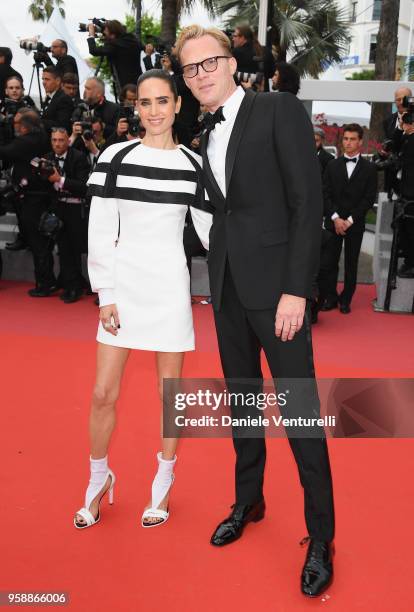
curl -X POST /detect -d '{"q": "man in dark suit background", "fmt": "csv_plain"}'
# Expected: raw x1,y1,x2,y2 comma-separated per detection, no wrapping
382,87,412,196
141,42,162,72
314,126,334,173
41,66,74,134
322,124,377,313
45,128,90,302
0,47,22,101
177,26,334,598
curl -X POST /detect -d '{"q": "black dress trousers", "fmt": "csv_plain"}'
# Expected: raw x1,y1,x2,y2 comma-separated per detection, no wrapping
213,263,335,542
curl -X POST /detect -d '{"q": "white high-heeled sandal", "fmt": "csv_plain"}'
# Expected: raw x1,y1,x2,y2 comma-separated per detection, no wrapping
74,456,116,529
141,452,176,528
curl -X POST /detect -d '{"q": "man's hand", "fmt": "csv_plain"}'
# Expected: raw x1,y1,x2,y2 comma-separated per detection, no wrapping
343,219,352,231
99,304,120,336
116,118,129,137
83,137,99,155
48,168,62,183
275,294,306,342
402,123,414,136
334,218,347,236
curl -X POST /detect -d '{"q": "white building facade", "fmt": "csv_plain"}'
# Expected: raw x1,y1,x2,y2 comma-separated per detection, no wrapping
338,0,414,78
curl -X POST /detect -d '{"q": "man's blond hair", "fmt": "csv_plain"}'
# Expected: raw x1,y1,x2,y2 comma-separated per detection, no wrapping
175,25,232,62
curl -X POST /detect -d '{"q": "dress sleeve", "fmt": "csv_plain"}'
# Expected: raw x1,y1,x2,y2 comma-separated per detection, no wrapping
189,202,212,251
88,195,119,292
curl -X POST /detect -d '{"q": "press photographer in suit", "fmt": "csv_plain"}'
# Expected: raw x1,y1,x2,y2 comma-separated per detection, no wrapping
0,108,54,296
177,26,334,597
36,39,78,78
45,128,90,303
0,47,23,100
322,124,377,313
41,66,74,134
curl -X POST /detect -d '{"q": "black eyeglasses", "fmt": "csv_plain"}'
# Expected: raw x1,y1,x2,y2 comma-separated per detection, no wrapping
181,56,231,79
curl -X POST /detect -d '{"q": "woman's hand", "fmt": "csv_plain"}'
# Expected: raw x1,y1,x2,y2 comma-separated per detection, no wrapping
99,304,120,336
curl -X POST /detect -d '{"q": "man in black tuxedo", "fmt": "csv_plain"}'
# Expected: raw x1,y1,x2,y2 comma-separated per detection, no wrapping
41,66,74,134
45,128,90,302
322,124,377,313
82,77,119,139
314,127,334,173
142,43,162,72
177,26,334,597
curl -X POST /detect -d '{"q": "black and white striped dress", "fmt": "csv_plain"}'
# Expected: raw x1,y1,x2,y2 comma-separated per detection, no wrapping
87,140,212,351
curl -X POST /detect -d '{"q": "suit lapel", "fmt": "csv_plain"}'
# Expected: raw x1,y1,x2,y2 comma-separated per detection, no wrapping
349,156,363,183
225,89,256,195
338,156,349,184
200,130,225,206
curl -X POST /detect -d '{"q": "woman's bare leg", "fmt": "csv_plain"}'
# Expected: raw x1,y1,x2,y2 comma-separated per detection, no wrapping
75,343,130,525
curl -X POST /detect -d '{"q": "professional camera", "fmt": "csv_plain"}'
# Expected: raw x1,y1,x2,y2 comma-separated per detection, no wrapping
373,139,401,171
119,105,141,137
0,168,19,214
236,69,264,90
71,102,94,140
30,157,57,179
78,18,107,34
19,39,51,54
401,96,414,125
0,97,33,145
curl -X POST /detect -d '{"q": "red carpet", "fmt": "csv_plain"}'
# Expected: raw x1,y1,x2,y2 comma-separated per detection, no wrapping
1,280,414,611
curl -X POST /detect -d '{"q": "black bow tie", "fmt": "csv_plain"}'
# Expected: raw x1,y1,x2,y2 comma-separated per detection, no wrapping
55,157,65,163
345,157,358,163
202,107,225,133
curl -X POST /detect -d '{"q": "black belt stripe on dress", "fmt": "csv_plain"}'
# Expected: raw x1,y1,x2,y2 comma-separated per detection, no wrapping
88,183,197,205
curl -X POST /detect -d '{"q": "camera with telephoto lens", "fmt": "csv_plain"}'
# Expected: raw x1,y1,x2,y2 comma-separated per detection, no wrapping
401,96,414,125
119,105,141,137
19,40,51,53
372,139,401,171
78,18,107,34
30,157,58,179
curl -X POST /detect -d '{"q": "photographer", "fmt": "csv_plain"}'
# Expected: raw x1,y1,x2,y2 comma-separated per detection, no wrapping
272,61,301,96
392,101,414,278
141,42,162,72
232,25,274,92
101,83,141,150
0,47,23,101
41,66,74,134
81,77,119,138
0,109,56,296
1,76,36,112
70,117,105,170
87,20,143,93
45,127,90,303
36,39,78,78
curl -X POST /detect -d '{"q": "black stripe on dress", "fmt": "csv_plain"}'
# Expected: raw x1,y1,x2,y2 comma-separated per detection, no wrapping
94,163,196,183
113,186,196,205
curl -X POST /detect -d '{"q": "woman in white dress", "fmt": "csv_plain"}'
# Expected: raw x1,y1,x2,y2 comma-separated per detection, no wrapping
73,70,212,529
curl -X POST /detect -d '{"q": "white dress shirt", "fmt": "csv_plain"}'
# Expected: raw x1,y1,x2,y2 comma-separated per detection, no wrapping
206,86,245,197
331,154,361,225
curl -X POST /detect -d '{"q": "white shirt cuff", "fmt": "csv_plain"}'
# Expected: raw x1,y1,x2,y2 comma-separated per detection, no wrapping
54,177,65,191
347,216,353,224
98,289,116,307
331,212,339,220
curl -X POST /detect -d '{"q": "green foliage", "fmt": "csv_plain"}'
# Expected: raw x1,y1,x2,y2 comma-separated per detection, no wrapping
214,0,350,78
28,0,65,21
346,70,376,80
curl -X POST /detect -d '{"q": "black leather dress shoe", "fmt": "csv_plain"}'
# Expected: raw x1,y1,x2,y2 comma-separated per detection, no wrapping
60,289,83,303
28,286,58,298
210,500,265,546
5,237,27,251
301,537,333,597
339,303,351,314
320,299,337,312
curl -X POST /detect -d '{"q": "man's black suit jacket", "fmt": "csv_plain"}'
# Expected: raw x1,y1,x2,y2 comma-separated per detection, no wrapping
143,54,161,71
42,89,74,133
317,147,334,173
200,90,322,311
323,156,377,231
43,53,79,77
46,147,90,199
383,111,398,140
